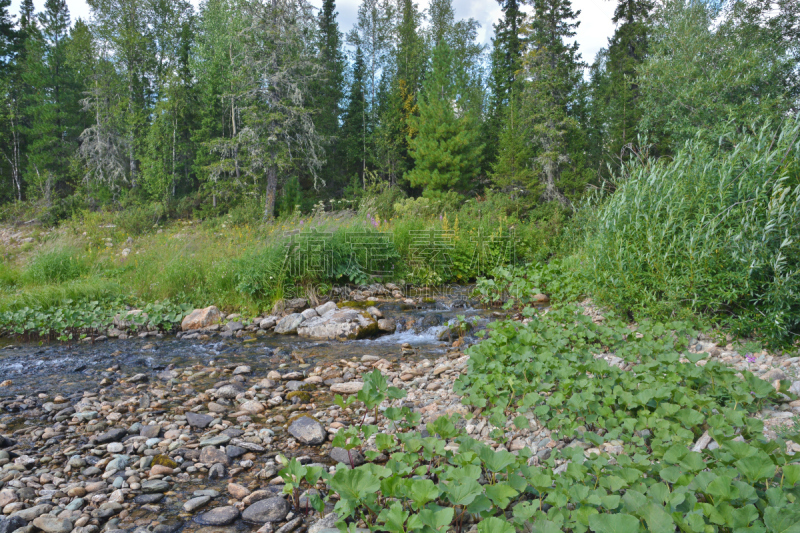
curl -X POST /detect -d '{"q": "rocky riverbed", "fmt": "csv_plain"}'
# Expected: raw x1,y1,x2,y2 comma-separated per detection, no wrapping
1,301,799,533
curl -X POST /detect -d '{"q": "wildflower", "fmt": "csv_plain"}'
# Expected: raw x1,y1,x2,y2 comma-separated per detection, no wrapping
746,353,756,363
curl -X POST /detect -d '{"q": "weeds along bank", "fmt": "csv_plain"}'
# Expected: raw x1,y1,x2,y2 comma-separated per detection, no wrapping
582,121,800,349
0,195,561,339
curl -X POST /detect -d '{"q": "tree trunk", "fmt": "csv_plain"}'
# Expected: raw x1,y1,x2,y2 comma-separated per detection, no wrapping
264,165,278,220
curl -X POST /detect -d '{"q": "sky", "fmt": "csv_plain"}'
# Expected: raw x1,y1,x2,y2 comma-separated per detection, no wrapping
9,0,617,65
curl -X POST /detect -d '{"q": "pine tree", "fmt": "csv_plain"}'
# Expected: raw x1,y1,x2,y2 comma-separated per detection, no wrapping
519,0,586,206
405,39,483,199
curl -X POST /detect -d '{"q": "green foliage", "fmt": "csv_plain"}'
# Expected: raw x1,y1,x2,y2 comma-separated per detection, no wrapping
473,260,584,309
0,296,190,340
638,0,800,149
24,245,88,284
295,305,800,532
405,39,484,199
585,119,800,346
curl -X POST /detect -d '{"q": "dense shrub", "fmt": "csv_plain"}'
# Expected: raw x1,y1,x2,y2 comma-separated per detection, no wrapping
585,120,800,345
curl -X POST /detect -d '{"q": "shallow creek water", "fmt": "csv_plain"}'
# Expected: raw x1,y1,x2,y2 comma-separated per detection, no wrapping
0,300,497,532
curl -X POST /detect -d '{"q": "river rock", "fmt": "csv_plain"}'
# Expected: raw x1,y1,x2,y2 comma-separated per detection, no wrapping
0,490,16,508
200,447,229,466
200,435,231,447
259,316,278,329
315,302,337,316
308,513,339,533
32,516,73,533
182,306,222,331
10,504,52,521
225,321,244,332
241,497,290,524
184,496,211,513
240,400,265,414
216,384,243,399
297,308,379,341
366,306,382,318
96,428,127,443
330,382,363,394
275,314,304,334
134,493,165,504
377,318,396,332
142,480,171,493
330,447,365,466
0,517,26,533
196,506,240,526
288,416,326,445
228,483,250,500
186,412,215,429
141,424,162,438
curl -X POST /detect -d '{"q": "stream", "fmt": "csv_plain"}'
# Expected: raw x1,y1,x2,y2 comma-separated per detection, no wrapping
0,298,499,533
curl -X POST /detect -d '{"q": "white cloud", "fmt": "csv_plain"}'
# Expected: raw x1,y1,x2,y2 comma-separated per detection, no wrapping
9,0,616,65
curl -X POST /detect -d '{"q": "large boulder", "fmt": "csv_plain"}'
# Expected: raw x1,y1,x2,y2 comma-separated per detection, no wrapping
182,306,222,331
297,308,379,341
274,313,305,335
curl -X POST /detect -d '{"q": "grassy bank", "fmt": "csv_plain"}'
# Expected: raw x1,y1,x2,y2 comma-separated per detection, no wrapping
2,121,799,347
0,191,565,338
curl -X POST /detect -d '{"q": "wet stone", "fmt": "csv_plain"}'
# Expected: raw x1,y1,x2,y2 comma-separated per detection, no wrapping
141,479,171,493
195,506,241,526
184,496,212,513
134,493,166,504
241,496,290,524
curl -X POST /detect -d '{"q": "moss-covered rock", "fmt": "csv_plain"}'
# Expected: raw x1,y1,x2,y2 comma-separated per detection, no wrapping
151,454,178,468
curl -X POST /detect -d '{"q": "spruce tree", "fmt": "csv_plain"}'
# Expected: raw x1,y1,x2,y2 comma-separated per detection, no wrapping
519,0,586,206
340,44,368,187
315,0,346,193
405,40,483,199
0,0,14,73
485,0,525,170
604,0,653,158
24,0,74,202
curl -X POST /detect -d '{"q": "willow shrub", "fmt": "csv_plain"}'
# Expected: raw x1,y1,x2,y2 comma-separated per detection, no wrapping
586,120,800,346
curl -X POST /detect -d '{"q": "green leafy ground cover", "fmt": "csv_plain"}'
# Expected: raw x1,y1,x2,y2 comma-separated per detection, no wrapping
277,305,800,532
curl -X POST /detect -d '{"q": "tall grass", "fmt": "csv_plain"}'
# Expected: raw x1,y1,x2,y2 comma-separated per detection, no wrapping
585,119,800,345
24,245,89,284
